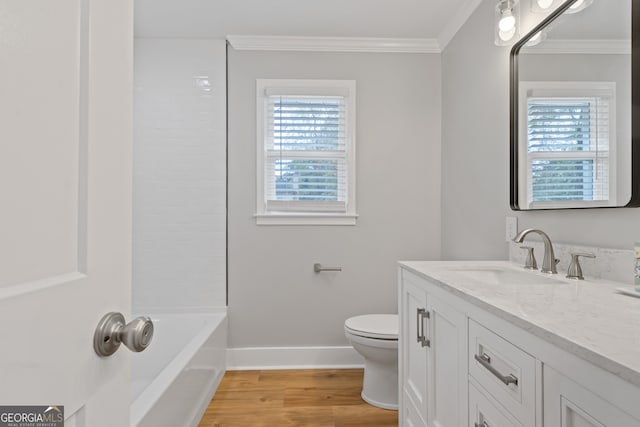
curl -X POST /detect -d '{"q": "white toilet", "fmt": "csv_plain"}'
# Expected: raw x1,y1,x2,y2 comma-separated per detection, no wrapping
344,314,398,410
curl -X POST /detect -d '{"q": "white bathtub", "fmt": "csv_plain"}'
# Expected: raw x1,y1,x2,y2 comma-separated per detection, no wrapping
130,311,227,427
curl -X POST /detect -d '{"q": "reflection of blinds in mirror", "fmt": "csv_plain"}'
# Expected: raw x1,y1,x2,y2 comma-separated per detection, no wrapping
527,96,609,202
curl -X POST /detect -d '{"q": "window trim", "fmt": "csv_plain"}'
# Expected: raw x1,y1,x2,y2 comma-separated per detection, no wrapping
518,81,617,209
255,79,357,225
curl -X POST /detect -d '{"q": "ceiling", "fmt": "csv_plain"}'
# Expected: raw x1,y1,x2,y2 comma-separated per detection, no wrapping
134,0,479,48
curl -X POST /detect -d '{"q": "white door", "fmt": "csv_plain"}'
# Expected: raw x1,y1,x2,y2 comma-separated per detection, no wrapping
0,1,133,426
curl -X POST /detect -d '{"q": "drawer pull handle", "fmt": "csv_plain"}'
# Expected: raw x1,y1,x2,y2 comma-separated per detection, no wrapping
416,308,430,348
474,353,518,386
475,422,490,427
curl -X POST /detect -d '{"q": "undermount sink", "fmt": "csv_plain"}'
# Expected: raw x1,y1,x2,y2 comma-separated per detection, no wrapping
448,266,566,286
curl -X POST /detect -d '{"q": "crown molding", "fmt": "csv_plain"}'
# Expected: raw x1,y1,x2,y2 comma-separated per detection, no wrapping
521,39,631,55
437,0,484,50
226,35,440,53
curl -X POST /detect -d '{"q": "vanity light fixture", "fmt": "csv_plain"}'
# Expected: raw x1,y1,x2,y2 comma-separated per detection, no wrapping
495,0,520,46
564,0,593,14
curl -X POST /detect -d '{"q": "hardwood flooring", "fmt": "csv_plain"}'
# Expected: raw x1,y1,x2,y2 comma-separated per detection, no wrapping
198,369,398,427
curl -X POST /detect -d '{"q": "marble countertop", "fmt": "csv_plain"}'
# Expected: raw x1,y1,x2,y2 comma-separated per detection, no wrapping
400,260,640,387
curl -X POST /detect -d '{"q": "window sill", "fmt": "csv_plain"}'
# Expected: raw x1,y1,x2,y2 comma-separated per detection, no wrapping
527,200,617,209
255,213,358,226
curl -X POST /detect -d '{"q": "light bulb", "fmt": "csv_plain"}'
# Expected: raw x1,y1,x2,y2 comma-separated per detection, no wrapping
536,0,553,9
499,10,516,32
499,27,517,42
494,0,520,46
570,0,584,9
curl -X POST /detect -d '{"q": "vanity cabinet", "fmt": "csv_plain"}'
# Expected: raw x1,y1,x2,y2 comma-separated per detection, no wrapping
399,269,467,427
398,262,640,427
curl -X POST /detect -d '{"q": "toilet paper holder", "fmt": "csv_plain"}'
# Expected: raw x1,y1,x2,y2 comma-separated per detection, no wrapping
314,263,342,273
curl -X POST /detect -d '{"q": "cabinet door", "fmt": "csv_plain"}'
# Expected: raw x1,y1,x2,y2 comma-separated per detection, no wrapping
400,274,429,425
544,365,640,427
428,293,467,427
403,390,428,427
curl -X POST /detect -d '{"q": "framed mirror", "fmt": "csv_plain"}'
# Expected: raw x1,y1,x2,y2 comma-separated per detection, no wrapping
510,0,640,210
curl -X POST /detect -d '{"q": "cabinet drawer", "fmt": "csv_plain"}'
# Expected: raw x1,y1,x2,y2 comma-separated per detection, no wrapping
468,319,536,426
469,380,523,427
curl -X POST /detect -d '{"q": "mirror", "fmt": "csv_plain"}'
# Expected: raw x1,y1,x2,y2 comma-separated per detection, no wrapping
510,0,640,210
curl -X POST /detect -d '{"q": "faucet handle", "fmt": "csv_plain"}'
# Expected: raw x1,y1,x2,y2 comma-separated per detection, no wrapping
566,253,596,280
520,246,538,270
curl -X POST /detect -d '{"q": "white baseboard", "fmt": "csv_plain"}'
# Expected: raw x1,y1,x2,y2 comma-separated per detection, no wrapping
226,346,364,370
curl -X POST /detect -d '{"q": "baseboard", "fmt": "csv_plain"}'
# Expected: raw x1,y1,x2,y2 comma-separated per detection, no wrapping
226,346,364,370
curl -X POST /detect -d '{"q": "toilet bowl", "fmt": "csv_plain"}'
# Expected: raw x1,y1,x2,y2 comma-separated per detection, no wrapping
344,314,398,410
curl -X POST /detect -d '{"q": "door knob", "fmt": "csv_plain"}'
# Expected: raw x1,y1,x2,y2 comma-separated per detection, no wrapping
94,312,154,357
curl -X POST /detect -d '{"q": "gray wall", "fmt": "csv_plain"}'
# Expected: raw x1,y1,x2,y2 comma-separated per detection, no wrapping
441,0,640,261
228,48,442,347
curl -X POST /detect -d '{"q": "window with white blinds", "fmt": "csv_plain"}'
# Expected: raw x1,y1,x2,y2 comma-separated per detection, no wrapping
520,82,616,208
256,80,356,225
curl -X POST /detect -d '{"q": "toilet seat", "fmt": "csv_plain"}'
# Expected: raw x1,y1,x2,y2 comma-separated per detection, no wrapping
344,314,398,340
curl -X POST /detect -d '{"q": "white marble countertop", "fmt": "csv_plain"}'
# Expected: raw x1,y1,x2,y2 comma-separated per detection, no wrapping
399,260,640,387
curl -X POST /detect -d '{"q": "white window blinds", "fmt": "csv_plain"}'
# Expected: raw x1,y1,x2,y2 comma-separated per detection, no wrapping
258,80,355,224
266,93,347,212
526,92,612,205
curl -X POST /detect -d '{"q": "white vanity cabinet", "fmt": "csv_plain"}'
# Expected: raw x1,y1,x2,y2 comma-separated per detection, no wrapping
398,262,640,427
399,269,467,427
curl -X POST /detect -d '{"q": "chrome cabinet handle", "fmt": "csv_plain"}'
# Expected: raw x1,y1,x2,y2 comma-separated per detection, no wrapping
475,422,490,427
416,308,424,344
474,353,518,386
416,308,430,348
94,312,154,357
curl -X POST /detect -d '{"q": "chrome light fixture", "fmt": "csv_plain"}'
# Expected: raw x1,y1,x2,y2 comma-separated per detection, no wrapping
495,0,520,46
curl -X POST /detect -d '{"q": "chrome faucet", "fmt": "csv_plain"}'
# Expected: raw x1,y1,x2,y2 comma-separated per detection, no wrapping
513,229,558,274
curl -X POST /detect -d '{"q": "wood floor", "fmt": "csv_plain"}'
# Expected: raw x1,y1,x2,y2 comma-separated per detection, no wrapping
198,369,398,427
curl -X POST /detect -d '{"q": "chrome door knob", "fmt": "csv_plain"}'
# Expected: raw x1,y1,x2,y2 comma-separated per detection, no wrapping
93,312,154,357
121,316,154,352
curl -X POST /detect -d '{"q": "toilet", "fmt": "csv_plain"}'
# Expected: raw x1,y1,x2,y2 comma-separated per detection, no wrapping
344,314,398,410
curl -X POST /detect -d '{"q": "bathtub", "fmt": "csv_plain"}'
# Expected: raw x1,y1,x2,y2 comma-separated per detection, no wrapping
130,311,227,427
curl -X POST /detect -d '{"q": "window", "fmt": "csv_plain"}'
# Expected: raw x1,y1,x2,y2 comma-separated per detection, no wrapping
256,79,357,225
519,82,616,209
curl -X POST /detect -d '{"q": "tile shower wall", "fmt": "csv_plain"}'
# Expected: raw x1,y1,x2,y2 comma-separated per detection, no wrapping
133,39,226,311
